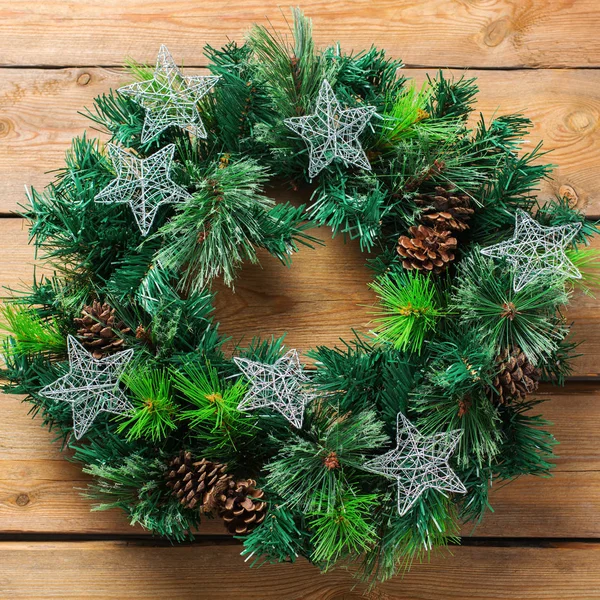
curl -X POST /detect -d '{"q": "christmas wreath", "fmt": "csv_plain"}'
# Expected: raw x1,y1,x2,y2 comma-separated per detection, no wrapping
2,10,599,585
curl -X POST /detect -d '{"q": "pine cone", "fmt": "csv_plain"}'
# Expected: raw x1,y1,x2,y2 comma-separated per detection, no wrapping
216,478,267,535
165,451,230,511
397,225,457,273
415,186,474,232
74,300,131,359
490,346,541,405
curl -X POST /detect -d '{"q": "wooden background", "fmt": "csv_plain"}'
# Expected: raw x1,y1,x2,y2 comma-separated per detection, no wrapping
1,1,600,598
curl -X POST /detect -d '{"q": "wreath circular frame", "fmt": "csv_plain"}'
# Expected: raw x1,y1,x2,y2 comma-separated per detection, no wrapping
2,9,597,586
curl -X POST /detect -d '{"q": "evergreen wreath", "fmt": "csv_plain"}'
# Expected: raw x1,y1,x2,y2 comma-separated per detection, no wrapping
2,9,599,586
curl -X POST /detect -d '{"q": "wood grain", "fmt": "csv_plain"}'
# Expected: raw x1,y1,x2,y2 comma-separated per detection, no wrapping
1,541,599,599
2,382,600,538
1,67,600,215
1,1,600,69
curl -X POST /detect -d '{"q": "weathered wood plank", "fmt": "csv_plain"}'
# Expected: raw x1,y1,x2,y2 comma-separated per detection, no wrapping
1,67,600,215
1,1,600,69
2,218,600,376
1,541,599,599
1,385,599,537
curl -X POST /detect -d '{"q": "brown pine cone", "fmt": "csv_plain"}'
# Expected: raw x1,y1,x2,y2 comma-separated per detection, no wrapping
216,478,267,535
165,451,230,511
397,225,457,273
490,346,542,405
415,186,474,232
74,300,131,359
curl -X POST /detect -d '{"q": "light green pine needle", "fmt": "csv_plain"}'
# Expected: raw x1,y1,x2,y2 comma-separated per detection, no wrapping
566,247,600,295
172,362,253,449
117,368,178,442
0,304,66,357
370,270,443,354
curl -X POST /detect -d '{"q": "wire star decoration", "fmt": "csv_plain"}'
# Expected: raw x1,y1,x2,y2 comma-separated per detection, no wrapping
284,79,377,179
119,44,220,143
233,350,314,428
480,209,582,292
39,335,134,440
363,412,466,516
95,143,192,236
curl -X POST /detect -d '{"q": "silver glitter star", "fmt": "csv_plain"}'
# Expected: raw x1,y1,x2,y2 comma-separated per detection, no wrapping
233,350,314,428
39,335,134,440
284,79,376,179
95,143,191,236
363,412,466,516
481,209,582,292
119,44,219,142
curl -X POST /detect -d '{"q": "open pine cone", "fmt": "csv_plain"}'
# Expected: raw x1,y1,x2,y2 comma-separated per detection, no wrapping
397,225,457,273
216,478,267,535
415,186,474,232
165,451,230,511
490,346,542,405
74,300,131,359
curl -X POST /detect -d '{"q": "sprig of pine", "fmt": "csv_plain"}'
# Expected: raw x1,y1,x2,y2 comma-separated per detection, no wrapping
370,270,444,354
117,367,178,442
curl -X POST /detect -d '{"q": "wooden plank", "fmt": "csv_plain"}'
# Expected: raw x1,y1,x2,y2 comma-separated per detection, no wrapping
2,384,600,537
1,67,600,215
2,217,600,376
1,1,600,68
1,541,599,599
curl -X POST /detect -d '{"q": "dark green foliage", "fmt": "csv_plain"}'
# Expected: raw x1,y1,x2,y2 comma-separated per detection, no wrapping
241,504,311,566
496,400,556,480
81,447,201,542
309,487,379,568
455,252,569,363
265,404,388,512
155,156,313,291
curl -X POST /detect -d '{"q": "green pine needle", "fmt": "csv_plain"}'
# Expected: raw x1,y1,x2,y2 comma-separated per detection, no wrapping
173,361,254,449
455,252,568,363
0,304,66,357
265,404,388,512
378,81,460,148
309,488,379,568
370,270,443,354
117,367,178,442
241,504,310,566
566,246,600,295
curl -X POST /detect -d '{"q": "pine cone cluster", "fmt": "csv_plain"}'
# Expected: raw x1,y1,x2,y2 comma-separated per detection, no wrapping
165,451,266,535
397,225,457,273
74,300,131,359
490,346,541,405
397,186,473,273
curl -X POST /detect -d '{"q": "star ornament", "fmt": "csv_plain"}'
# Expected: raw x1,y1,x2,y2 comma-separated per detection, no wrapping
233,350,314,428
284,79,377,179
39,335,134,440
95,143,191,236
119,44,219,142
481,209,582,292
363,413,466,517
